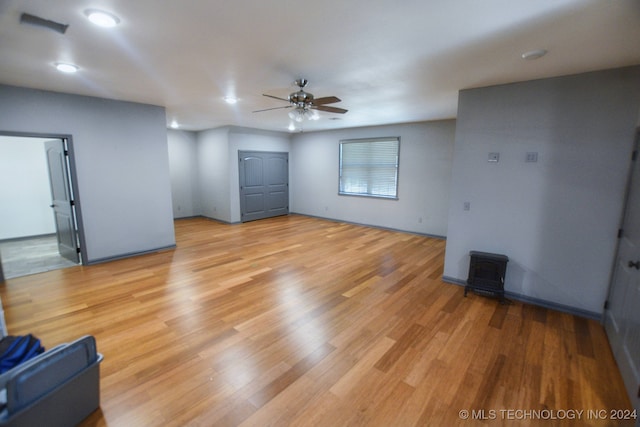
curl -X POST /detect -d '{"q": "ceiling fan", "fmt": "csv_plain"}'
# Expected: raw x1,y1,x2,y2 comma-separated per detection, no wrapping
253,79,348,122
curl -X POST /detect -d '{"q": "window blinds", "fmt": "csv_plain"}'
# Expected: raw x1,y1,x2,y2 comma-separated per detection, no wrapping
339,137,399,199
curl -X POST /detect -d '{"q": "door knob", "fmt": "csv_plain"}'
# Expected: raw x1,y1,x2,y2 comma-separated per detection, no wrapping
628,260,640,270
50,204,55,208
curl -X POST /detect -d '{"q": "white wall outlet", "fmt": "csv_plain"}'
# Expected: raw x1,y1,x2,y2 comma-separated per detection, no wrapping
488,152,500,162
526,152,538,162
464,201,471,211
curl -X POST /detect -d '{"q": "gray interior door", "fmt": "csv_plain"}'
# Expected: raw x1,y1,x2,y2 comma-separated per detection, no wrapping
45,139,80,263
239,151,288,222
605,129,640,417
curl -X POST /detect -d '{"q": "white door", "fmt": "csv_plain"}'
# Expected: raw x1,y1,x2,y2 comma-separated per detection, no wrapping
605,128,640,418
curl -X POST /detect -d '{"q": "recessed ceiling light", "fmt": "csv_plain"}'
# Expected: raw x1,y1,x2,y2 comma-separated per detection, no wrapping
521,49,548,60
224,96,238,104
85,9,120,27
55,62,79,73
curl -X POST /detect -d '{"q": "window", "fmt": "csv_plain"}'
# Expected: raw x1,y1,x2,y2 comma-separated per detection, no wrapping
339,137,400,199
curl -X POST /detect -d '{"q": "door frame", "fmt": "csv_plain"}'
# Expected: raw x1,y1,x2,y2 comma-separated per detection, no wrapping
0,130,87,267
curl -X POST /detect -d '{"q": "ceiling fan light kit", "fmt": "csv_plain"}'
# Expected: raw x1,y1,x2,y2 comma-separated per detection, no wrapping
288,108,318,122
254,78,348,123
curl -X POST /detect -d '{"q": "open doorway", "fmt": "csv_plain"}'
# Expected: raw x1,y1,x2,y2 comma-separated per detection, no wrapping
0,135,82,279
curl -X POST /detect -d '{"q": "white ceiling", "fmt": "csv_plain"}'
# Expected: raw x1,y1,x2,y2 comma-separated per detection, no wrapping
1,0,639,133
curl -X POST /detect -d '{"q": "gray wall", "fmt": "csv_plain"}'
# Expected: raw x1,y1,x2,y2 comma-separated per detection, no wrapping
169,121,455,235
197,127,231,222
443,66,640,316
0,85,176,263
167,130,199,218
0,137,55,240
290,121,456,237
168,126,291,223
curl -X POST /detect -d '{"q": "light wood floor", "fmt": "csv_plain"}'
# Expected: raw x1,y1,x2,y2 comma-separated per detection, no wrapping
0,215,633,426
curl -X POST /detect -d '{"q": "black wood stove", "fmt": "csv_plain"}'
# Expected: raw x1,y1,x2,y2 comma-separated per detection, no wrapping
464,251,509,304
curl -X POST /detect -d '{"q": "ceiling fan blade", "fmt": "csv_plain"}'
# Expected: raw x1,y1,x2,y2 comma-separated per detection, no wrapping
262,94,290,102
312,96,341,105
311,105,348,114
252,105,293,113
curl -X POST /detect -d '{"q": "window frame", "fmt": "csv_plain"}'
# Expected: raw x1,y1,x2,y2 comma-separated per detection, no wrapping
338,136,400,200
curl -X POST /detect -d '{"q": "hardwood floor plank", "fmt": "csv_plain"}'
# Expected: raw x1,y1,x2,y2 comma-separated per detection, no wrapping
471,353,507,411
211,399,258,427
573,315,596,359
374,323,425,373
397,361,451,426
0,215,632,426
488,302,509,329
247,342,335,408
330,335,396,398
